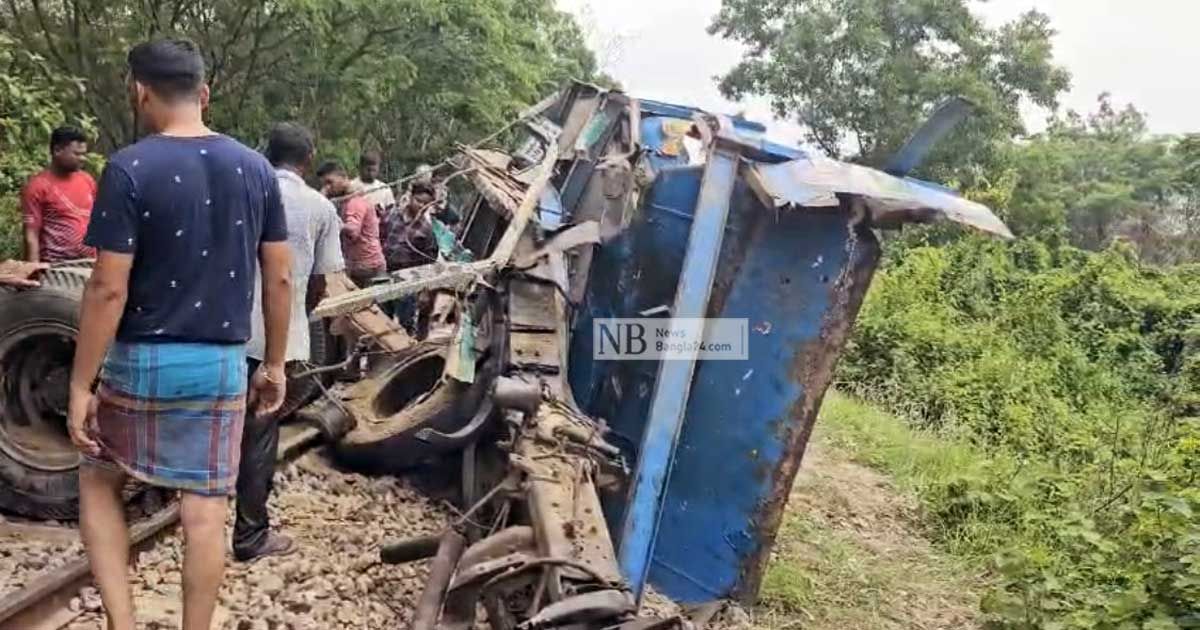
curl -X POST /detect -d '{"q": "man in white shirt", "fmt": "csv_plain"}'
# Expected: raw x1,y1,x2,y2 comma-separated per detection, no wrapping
351,150,396,213
235,122,344,562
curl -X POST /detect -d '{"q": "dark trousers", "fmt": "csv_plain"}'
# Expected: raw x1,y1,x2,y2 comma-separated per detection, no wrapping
349,266,386,289
233,358,280,557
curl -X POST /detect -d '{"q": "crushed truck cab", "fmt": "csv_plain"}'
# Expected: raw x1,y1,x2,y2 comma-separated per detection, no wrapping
313,80,1008,625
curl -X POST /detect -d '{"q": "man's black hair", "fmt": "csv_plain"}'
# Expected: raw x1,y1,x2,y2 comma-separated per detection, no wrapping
359,150,382,167
316,161,345,179
266,123,315,168
410,181,436,197
127,38,206,102
50,126,88,152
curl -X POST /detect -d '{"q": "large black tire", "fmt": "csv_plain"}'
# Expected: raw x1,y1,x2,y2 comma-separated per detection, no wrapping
0,266,91,519
334,341,493,473
0,263,326,520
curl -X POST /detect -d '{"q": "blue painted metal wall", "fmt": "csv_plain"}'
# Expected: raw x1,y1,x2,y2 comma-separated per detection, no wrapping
617,140,742,597
648,205,866,602
568,165,702,425
567,105,883,604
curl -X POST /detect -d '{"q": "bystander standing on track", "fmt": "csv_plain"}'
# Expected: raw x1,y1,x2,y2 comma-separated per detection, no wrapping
235,122,344,563
65,38,292,630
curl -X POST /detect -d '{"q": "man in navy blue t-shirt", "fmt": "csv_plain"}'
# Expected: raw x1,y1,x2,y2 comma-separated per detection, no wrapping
66,39,293,630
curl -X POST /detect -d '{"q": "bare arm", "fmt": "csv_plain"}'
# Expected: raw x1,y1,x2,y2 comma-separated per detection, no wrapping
247,240,292,418
260,240,292,367
23,226,40,263
68,251,132,454
20,184,41,262
72,252,132,388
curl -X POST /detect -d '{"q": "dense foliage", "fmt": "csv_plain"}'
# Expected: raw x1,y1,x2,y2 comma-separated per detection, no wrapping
0,0,598,161
1000,97,1200,264
0,0,599,258
840,236,1200,628
710,0,1070,174
0,33,99,257
714,0,1200,626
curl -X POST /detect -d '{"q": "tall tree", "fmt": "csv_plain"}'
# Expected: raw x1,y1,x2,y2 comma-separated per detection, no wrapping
0,0,598,169
710,0,1071,175
1000,95,1191,262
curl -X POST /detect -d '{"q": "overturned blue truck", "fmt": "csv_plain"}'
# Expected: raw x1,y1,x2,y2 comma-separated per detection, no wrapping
304,81,1010,629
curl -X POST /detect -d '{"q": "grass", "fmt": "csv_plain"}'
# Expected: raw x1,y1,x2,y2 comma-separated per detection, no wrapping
756,391,997,629
760,514,921,629
816,391,1028,559
817,392,984,488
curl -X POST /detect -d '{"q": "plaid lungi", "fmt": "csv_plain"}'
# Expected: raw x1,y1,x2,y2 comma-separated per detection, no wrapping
84,342,247,496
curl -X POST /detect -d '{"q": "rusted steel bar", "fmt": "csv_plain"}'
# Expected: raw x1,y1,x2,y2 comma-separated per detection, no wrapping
379,534,442,565
0,503,180,630
411,529,468,630
0,422,322,630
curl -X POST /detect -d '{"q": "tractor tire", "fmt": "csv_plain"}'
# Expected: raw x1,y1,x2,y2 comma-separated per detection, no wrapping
0,261,327,520
0,266,91,519
334,341,493,473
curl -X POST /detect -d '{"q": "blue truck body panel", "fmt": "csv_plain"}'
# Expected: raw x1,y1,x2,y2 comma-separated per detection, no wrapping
556,87,994,604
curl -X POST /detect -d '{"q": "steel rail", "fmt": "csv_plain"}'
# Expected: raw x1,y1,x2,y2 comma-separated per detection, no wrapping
0,424,321,630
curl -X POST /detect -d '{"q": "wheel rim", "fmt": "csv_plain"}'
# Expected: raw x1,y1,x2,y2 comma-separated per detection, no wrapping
372,353,446,419
0,321,81,472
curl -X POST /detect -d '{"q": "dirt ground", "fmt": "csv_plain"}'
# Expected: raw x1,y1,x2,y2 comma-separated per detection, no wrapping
755,434,983,630
8,425,977,630
60,450,450,630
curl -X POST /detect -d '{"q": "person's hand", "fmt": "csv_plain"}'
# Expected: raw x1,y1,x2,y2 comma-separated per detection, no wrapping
248,362,287,418
0,260,49,288
67,384,101,456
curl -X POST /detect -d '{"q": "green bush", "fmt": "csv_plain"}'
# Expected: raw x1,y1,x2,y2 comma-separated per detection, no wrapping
838,236,1200,628
0,33,101,260
0,197,22,260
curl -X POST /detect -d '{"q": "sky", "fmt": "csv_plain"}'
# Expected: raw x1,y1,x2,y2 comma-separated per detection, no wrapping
557,0,1199,144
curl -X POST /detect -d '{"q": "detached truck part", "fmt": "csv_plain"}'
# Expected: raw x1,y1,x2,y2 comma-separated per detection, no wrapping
308,82,1010,625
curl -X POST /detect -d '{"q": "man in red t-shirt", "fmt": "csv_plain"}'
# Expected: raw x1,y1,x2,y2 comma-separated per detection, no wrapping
317,161,386,287
21,126,97,262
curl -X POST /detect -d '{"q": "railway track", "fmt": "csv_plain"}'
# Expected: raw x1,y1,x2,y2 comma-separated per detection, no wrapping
0,423,325,630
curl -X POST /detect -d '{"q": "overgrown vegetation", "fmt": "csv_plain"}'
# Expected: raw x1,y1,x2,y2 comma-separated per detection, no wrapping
0,0,601,259
714,1,1200,626
760,399,983,629
838,235,1200,627
0,33,99,257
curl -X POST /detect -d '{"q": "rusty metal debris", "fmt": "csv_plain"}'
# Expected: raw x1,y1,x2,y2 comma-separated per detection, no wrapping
0,79,1010,628
287,81,1010,627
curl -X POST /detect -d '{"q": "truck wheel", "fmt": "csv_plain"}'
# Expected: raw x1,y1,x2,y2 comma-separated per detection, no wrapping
334,341,492,473
0,267,91,519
